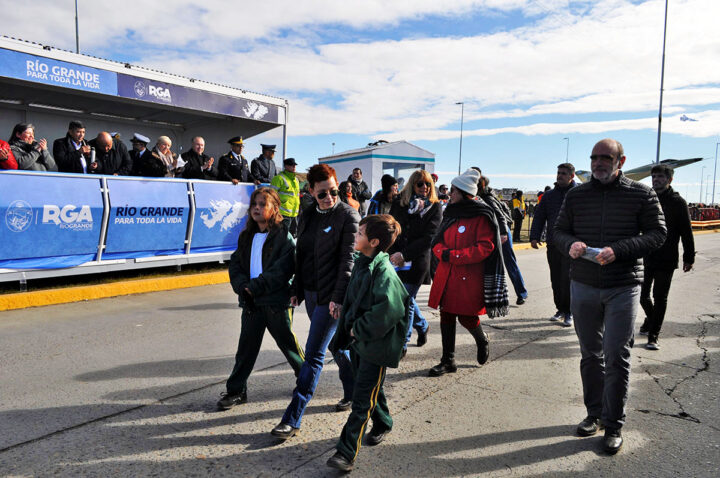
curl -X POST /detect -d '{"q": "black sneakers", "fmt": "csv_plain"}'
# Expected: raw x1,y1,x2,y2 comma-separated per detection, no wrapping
646,335,660,350
366,426,391,446
603,428,623,454
216,391,247,410
576,416,603,436
335,398,352,412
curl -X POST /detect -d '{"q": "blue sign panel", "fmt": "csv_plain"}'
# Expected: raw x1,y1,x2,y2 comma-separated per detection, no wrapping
0,48,118,95
117,74,280,124
191,182,253,252
0,174,103,268
105,179,190,257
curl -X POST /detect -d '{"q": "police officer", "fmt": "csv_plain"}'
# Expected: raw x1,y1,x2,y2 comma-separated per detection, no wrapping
251,144,278,184
218,136,253,184
271,157,300,236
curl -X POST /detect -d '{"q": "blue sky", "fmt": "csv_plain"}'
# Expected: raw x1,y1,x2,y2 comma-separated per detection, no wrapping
6,0,720,202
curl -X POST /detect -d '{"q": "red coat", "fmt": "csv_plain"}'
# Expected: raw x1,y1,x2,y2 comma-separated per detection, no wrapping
428,214,495,316
0,140,18,170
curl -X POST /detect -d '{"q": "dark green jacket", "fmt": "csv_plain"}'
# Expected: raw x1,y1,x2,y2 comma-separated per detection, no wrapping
331,252,409,368
228,225,295,307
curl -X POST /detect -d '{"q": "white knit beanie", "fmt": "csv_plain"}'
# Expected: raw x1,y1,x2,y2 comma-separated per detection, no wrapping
451,168,481,196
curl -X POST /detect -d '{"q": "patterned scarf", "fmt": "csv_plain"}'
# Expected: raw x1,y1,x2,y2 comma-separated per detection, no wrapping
432,198,509,318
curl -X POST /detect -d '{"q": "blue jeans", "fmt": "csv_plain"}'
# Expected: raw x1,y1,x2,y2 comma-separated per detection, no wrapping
502,234,528,299
571,281,639,430
404,283,428,348
281,290,354,429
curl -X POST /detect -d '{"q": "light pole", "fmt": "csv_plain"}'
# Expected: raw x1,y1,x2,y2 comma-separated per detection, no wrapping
456,102,464,175
332,142,335,155
706,175,711,204
699,165,706,203
562,137,569,162
713,142,718,205
655,0,669,164
75,0,80,53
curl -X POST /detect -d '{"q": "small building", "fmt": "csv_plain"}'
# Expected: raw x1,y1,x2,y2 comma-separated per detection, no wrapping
318,140,435,194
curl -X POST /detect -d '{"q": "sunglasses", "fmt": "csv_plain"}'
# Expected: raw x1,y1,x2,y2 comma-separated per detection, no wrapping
415,181,432,188
590,154,616,162
316,189,339,199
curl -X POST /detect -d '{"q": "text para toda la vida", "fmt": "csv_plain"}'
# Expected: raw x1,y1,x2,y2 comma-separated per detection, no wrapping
113,206,184,225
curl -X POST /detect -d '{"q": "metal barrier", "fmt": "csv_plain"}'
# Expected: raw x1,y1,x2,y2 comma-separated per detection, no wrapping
0,170,253,282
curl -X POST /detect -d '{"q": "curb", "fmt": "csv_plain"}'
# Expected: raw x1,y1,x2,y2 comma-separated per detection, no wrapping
0,271,230,312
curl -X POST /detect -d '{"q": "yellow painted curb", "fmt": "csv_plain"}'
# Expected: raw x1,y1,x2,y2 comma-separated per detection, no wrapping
0,271,230,312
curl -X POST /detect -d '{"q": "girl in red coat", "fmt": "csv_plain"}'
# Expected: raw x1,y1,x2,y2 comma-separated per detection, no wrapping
428,168,509,376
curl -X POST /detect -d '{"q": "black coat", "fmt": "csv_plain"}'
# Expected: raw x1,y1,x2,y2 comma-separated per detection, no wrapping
181,150,218,180
218,151,253,183
250,155,277,183
293,201,360,305
388,199,443,285
554,172,666,288
529,181,576,244
131,148,165,177
229,225,295,307
347,176,372,215
644,186,695,270
87,138,133,175
53,134,90,173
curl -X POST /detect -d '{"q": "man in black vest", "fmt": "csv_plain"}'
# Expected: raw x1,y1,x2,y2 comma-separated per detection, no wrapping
555,138,666,455
639,164,695,350
251,144,277,184
218,136,253,184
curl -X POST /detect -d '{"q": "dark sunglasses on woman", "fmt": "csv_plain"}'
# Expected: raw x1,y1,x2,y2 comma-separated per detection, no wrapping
317,188,339,199
416,181,432,188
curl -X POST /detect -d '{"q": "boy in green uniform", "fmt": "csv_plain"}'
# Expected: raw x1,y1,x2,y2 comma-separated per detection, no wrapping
327,214,410,472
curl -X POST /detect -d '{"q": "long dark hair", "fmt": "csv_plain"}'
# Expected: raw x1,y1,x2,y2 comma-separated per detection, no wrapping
238,187,285,246
9,123,34,143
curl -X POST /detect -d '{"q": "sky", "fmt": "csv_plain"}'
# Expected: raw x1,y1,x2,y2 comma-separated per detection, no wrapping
4,0,720,202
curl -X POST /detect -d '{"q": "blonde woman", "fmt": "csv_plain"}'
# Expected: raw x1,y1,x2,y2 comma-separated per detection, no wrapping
151,136,182,177
388,169,443,351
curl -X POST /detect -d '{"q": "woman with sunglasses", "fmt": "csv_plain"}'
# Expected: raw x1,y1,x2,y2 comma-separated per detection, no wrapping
271,164,359,440
388,169,443,351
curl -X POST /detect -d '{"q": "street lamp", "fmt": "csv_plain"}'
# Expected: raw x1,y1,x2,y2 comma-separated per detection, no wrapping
562,137,569,162
706,175,711,204
713,142,718,205
332,142,335,155
456,102,464,175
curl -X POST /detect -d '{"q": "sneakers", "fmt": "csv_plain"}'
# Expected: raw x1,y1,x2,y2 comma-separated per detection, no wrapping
516,296,526,305
646,335,660,350
562,313,573,328
217,391,247,410
429,360,458,377
549,311,564,322
335,398,352,412
603,428,623,454
366,426,391,446
270,422,299,440
639,322,649,335
417,325,429,347
576,416,603,436
327,452,354,471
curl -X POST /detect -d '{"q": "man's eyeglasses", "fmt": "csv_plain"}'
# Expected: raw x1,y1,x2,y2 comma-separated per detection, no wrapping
590,154,616,162
316,189,339,199
416,181,432,188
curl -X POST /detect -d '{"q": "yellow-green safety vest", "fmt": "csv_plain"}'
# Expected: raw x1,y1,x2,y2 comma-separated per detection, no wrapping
270,170,300,218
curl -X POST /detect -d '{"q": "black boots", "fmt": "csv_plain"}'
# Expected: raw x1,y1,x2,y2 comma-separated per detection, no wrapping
429,321,457,376
469,324,490,365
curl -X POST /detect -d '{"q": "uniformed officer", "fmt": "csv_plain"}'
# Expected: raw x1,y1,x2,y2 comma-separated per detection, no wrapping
218,136,254,184
271,157,301,236
251,144,278,184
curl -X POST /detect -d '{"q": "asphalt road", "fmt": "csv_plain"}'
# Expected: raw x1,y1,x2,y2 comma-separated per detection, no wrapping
1,234,718,477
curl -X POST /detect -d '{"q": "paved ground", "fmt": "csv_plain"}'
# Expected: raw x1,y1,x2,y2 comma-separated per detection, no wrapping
0,235,718,477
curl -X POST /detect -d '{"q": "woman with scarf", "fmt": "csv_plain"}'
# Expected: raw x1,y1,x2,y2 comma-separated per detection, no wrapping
8,123,57,172
339,180,361,211
428,169,509,376
388,169,442,351
151,136,183,177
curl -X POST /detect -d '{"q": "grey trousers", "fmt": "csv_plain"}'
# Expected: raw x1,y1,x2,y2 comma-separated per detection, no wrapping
570,280,640,430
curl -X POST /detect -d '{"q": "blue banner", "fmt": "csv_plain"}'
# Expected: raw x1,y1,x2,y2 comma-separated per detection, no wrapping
104,179,190,258
0,48,118,95
0,174,103,268
191,182,253,252
117,74,280,124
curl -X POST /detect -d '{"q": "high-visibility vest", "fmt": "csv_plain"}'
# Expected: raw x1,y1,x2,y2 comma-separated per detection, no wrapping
270,170,300,218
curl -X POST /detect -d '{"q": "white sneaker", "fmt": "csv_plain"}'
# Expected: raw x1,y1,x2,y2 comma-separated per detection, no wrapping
549,311,564,322
562,314,574,327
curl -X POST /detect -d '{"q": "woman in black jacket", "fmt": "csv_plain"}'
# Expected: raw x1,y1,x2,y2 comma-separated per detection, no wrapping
389,169,443,350
272,164,359,440
217,187,304,410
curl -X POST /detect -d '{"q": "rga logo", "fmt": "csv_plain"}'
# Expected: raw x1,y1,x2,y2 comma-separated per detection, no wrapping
134,80,146,97
148,84,172,102
5,200,33,233
42,204,94,231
